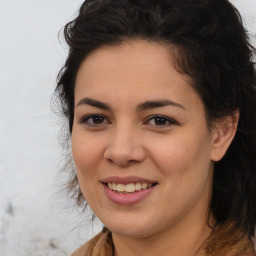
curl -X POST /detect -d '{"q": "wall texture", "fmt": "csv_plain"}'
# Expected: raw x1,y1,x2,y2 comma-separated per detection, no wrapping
0,0,255,255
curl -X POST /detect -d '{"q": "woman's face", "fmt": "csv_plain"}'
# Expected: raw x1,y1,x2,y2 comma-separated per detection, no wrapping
72,40,216,239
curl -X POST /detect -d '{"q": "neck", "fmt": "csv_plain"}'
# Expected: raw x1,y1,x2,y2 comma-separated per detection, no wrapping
112,214,214,256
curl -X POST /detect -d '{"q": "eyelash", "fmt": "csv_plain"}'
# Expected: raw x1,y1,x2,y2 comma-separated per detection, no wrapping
145,115,177,127
79,114,110,127
79,114,177,128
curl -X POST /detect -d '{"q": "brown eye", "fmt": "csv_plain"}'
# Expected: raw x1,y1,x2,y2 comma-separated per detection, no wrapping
91,116,105,124
146,115,177,127
154,117,168,125
80,114,110,127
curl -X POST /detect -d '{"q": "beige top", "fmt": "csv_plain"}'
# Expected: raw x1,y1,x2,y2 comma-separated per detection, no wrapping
71,222,256,256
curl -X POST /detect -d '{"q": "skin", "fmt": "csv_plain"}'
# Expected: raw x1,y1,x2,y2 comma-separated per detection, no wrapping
72,40,237,256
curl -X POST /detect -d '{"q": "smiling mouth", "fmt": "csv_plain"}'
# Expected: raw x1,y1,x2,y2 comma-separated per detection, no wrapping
104,182,157,194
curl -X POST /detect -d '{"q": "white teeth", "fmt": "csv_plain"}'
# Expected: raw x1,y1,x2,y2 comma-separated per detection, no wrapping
142,183,147,189
108,183,113,190
107,182,153,193
125,183,135,193
117,184,125,192
135,183,142,191
112,183,117,191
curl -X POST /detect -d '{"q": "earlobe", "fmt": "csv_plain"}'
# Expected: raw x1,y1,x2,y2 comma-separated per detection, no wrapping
210,110,239,162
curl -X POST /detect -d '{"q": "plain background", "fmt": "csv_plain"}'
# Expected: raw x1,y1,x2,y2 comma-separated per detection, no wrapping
0,0,255,255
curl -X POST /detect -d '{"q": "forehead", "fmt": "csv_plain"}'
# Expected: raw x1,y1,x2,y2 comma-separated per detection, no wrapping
74,40,200,109
76,40,173,83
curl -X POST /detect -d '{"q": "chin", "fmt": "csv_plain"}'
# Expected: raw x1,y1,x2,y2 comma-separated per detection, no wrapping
110,225,152,239
101,214,158,239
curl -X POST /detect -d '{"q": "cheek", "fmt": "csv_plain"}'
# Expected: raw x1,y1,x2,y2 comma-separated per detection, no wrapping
153,135,213,214
71,133,101,188
72,134,105,208
72,132,100,169
150,132,212,184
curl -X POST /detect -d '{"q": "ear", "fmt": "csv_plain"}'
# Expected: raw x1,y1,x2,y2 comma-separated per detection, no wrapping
210,110,239,162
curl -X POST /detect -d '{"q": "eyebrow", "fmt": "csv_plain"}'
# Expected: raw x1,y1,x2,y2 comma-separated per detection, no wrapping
76,97,111,110
76,97,185,111
136,100,185,111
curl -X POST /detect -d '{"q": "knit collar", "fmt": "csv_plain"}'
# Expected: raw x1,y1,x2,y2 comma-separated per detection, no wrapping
71,221,255,256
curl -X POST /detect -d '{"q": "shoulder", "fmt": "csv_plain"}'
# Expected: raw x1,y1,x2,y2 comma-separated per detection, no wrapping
71,228,113,256
196,221,256,256
71,242,89,256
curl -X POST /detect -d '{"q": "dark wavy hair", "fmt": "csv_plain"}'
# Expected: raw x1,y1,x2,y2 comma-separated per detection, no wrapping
55,0,256,236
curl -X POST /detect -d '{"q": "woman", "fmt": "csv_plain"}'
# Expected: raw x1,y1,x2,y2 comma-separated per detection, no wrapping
55,0,256,255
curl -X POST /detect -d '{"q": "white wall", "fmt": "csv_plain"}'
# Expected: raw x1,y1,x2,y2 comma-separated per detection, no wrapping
0,1,255,255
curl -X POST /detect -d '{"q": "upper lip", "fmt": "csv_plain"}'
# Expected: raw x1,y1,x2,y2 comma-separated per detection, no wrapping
101,176,158,185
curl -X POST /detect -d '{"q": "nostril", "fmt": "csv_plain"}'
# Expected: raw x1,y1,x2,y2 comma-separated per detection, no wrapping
103,137,147,166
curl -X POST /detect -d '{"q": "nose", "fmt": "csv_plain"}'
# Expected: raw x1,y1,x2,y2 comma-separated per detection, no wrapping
103,126,146,167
